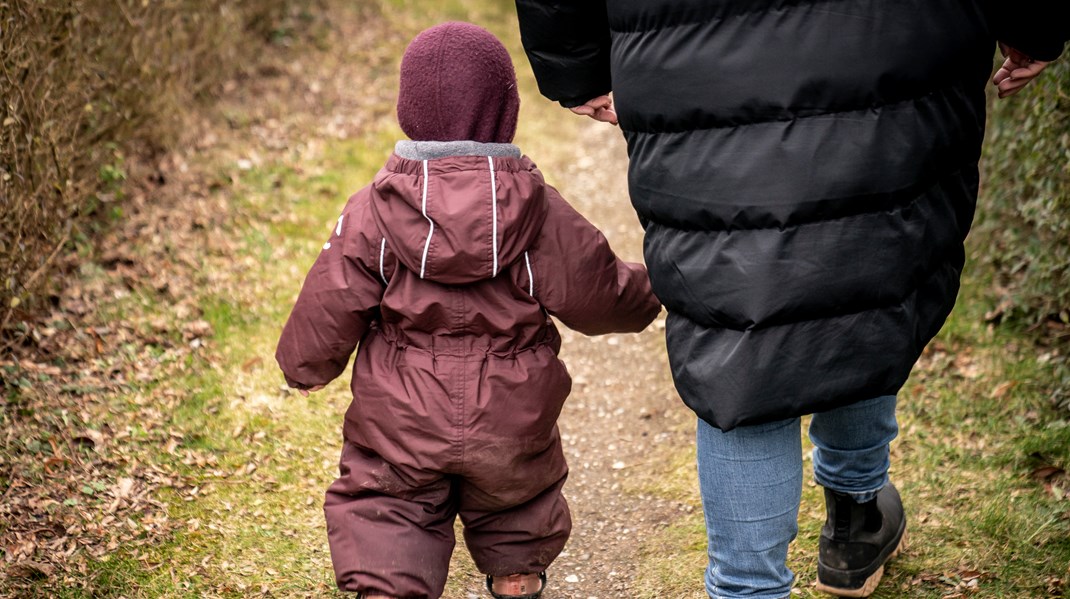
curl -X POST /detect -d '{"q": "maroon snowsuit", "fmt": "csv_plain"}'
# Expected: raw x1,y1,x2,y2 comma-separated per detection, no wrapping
276,150,660,598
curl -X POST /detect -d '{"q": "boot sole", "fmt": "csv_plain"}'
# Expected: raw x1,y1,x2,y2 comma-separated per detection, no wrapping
815,529,908,598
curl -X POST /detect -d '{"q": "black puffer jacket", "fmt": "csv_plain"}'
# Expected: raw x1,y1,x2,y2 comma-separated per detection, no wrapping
516,0,1069,430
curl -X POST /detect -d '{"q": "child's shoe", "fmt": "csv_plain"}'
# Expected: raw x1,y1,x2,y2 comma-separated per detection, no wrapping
486,572,546,599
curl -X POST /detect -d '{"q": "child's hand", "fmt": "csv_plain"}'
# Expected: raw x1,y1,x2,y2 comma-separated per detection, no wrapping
299,385,325,397
993,43,1050,98
570,94,618,125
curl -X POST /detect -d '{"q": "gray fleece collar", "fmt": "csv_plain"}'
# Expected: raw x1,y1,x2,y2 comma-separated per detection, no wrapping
395,140,522,161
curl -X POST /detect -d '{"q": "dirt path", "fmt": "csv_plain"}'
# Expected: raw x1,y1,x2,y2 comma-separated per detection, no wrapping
489,121,692,599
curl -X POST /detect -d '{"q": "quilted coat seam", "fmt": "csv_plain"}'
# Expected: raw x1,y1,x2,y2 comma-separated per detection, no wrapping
677,259,951,334
637,160,972,233
609,0,861,34
623,82,966,134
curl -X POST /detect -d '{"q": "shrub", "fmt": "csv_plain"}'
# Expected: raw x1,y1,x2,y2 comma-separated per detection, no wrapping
975,56,1070,408
975,58,1070,323
0,0,297,316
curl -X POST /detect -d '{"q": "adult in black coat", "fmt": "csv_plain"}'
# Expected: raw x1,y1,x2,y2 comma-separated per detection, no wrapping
515,1,1068,597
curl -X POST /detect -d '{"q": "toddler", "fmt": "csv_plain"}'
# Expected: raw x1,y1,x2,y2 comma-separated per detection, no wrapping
276,21,660,599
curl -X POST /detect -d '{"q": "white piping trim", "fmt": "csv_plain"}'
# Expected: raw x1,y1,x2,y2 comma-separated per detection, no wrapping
378,237,388,285
489,156,499,277
335,214,344,236
524,251,534,296
419,160,434,279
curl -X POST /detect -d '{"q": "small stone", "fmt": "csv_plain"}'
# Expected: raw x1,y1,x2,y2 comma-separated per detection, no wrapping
565,574,580,583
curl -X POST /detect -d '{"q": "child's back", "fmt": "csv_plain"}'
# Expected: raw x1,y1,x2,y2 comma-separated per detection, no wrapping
275,22,660,599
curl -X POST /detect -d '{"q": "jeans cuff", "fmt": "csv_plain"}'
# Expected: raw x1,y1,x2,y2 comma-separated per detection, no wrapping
814,477,887,504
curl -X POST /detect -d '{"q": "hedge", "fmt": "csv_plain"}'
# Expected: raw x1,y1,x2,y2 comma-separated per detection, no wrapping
976,57,1070,323
975,55,1070,407
0,0,295,317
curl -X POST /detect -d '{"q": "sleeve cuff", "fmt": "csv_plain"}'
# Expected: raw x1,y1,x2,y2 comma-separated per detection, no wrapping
1002,36,1067,62
558,91,612,109
284,374,312,390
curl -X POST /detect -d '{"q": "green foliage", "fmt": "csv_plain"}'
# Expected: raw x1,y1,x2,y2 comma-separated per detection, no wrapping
0,0,300,314
975,59,1070,322
975,57,1070,409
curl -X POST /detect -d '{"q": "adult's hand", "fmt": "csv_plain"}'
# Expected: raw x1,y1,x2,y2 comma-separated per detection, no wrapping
299,385,325,397
569,94,618,125
993,43,1050,98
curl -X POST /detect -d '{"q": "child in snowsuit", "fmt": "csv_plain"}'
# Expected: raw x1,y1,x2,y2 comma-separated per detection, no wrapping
275,22,661,599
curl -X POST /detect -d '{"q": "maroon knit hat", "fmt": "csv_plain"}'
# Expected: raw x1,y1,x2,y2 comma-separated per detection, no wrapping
397,22,520,144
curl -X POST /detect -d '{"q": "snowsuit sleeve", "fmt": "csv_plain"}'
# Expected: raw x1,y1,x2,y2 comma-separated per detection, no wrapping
514,0,612,107
275,194,384,389
531,188,661,335
986,0,1070,61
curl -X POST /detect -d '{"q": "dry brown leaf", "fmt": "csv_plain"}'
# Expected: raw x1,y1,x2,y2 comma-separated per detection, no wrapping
114,477,136,499
241,356,263,372
1032,465,1065,480
42,456,67,475
6,560,54,580
182,320,214,340
72,429,104,449
989,380,1017,399
86,327,105,355
953,355,983,379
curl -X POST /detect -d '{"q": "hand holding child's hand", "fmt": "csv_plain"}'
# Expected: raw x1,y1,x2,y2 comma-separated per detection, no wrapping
299,385,325,397
993,43,1050,99
570,94,618,125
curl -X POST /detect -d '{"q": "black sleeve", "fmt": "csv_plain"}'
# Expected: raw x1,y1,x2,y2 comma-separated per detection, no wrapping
987,0,1070,61
514,0,613,107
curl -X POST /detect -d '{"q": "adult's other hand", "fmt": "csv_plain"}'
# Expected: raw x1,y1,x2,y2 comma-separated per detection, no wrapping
993,43,1050,98
569,94,618,125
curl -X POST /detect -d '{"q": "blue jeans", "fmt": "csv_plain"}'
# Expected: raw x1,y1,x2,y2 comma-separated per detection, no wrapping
695,395,898,599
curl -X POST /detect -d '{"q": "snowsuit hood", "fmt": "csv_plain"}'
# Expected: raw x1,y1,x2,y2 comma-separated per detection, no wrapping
370,140,547,285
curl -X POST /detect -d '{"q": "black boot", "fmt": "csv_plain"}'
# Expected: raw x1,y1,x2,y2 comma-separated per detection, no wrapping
815,483,907,597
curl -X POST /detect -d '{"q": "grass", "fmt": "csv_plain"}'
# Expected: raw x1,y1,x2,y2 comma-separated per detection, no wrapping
630,266,1070,598
110,145,390,596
